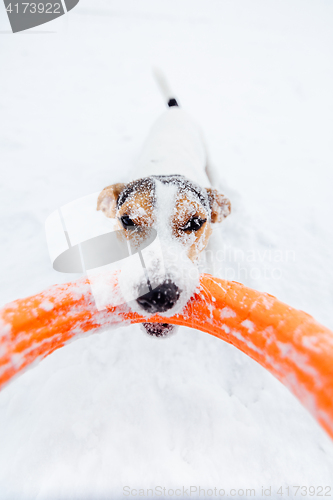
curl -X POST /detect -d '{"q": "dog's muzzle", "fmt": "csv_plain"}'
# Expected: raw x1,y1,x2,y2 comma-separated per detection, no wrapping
136,280,180,314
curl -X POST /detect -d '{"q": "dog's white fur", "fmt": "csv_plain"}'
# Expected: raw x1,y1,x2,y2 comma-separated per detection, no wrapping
97,72,230,332
136,106,211,186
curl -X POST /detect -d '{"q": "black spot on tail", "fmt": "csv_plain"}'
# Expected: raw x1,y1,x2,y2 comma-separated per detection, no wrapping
167,98,179,107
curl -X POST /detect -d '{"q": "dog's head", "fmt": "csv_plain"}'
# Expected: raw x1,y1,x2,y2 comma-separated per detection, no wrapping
97,175,230,336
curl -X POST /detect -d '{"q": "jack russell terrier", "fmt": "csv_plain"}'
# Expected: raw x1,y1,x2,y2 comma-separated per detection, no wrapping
97,71,231,337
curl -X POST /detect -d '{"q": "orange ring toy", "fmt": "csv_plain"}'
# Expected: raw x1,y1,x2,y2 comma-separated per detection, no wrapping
1,274,333,439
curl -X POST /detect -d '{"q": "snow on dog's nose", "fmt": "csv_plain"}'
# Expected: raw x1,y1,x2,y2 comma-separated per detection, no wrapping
136,280,180,314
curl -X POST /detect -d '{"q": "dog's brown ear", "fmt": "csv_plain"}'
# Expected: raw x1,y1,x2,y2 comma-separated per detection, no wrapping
206,188,231,223
97,183,126,218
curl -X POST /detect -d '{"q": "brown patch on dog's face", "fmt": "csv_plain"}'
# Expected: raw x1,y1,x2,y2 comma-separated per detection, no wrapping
117,191,154,228
97,181,154,251
172,192,212,262
114,181,155,249
97,179,155,230
97,177,231,262
206,188,231,223
97,183,126,218
116,189,155,248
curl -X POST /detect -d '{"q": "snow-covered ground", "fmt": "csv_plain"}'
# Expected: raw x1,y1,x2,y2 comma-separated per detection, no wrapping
1,1,333,498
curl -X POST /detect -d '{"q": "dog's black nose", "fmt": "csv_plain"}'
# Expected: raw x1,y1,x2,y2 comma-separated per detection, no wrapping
137,281,180,314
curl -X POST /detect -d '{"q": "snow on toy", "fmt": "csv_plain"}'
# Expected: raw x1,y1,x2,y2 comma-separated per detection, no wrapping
1,273,333,440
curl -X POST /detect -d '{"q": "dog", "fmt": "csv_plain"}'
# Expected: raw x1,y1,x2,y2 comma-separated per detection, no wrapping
97,71,231,337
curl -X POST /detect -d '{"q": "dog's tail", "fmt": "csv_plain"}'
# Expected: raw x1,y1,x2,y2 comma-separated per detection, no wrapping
153,67,179,107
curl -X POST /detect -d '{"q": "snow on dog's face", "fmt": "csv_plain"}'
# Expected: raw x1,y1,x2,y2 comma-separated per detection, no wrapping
97,175,230,337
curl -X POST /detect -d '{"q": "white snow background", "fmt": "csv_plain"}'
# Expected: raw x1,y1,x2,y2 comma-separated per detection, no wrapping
0,1,333,498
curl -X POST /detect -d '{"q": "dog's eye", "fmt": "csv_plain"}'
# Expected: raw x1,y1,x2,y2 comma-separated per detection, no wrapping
182,217,206,232
120,215,136,229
